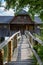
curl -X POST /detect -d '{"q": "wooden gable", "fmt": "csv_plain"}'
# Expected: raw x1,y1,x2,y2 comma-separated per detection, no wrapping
10,15,34,24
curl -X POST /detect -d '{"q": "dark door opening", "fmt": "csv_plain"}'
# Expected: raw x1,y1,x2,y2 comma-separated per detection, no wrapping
10,24,26,34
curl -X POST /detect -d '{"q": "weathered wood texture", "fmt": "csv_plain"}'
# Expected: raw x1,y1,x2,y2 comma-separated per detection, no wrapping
5,35,35,65
25,31,43,65
14,35,17,49
0,31,20,49
0,49,4,65
7,41,13,62
25,31,43,46
0,31,20,65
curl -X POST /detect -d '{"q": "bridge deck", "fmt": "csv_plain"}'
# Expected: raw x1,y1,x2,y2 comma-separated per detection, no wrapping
5,35,35,65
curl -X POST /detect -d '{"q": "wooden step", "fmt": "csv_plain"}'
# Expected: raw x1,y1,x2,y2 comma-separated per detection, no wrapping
5,59,36,65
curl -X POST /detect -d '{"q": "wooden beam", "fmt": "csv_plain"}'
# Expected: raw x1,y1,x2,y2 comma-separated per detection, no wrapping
27,39,43,65
13,35,17,49
0,49,4,65
7,41,13,62
25,31,43,65
25,31,43,46
0,31,20,49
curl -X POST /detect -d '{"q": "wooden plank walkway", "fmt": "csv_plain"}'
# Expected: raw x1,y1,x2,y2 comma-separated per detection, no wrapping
5,35,36,65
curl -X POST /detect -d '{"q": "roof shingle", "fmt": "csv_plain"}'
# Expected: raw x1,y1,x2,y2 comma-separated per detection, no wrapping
0,16,14,24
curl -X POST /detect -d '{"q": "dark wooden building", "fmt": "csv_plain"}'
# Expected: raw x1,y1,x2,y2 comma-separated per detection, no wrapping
10,10,34,34
0,10,43,37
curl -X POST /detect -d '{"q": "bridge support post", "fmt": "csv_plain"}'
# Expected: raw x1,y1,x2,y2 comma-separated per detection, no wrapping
0,49,4,65
13,35,17,49
7,40,13,62
31,37,34,46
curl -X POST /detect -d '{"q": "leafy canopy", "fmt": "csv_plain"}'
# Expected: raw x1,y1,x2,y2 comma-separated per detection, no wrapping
1,0,43,21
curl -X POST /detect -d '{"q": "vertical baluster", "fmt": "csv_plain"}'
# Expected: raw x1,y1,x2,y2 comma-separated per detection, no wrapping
0,49,4,65
17,33,18,43
11,39,13,57
13,35,17,49
7,40,13,62
31,37,33,46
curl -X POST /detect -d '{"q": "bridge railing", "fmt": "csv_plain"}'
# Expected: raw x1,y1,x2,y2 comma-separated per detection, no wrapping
0,31,21,65
25,31,43,65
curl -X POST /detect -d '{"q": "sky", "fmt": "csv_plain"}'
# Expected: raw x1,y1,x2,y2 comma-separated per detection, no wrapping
0,0,29,16
0,0,14,16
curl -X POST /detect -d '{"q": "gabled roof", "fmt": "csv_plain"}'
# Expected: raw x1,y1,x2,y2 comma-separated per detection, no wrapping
16,10,28,15
34,16,43,24
0,10,43,24
0,16,14,24
10,15,33,24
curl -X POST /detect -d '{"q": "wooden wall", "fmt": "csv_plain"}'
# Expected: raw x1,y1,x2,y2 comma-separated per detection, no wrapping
0,24,10,37
10,24,34,34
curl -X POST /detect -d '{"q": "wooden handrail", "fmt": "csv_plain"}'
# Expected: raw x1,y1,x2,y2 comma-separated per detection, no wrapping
28,40,43,65
0,31,21,65
25,31,43,65
25,31,43,46
0,31,20,49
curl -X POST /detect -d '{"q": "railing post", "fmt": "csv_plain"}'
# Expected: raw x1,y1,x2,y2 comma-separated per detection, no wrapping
0,49,4,65
13,35,17,49
31,37,34,46
7,40,13,62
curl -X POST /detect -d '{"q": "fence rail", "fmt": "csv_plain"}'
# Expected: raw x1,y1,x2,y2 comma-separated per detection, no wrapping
0,31,21,65
25,31,43,65
0,31,20,49
25,31,43,46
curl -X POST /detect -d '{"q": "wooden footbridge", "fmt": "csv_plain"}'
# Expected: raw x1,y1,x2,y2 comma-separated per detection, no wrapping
0,31,43,65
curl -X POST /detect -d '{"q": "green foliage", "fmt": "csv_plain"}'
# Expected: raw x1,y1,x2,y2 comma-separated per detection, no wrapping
0,0,43,20
34,29,43,41
33,43,43,61
32,55,37,65
33,31,43,62
40,11,43,21
3,45,7,62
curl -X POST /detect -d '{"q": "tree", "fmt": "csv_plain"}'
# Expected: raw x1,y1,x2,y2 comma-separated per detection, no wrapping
0,0,43,21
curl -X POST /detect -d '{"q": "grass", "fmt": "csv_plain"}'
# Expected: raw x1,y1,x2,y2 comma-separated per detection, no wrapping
3,45,8,62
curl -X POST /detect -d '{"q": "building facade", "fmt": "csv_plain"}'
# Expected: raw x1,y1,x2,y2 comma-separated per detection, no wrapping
0,10,42,37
